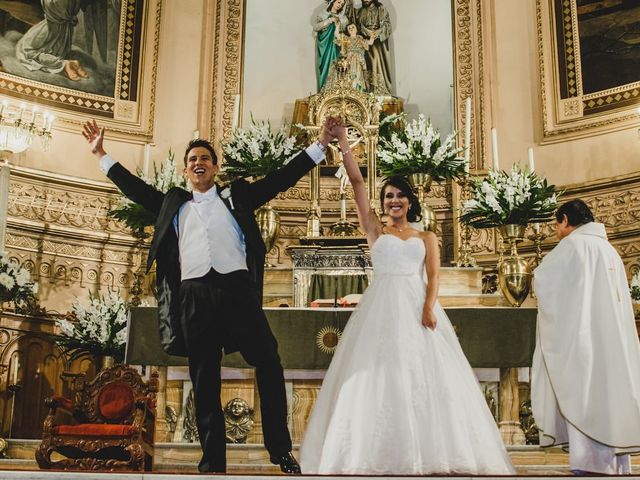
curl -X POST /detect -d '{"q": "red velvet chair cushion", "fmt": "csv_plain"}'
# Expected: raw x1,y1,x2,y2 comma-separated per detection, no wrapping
98,382,134,421
52,424,134,436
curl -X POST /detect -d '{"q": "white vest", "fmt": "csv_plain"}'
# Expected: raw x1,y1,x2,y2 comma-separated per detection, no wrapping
177,188,247,280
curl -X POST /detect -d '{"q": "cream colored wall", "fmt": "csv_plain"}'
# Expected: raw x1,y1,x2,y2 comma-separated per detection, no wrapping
242,0,454,133
490,0,640,186
6,0,205,182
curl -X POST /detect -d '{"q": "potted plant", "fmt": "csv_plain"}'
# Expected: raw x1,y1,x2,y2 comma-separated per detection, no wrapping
0,252,39,313
460,166,560,307
377,113,466,231
54,292,128,369
108,150,189,236
221,120,299,266
630,271,640,319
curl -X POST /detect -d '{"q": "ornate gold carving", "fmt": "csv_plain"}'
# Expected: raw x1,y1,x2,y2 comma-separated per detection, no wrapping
224,398,254,443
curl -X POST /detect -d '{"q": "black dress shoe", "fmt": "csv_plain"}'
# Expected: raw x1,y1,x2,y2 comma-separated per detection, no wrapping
270,452,301,474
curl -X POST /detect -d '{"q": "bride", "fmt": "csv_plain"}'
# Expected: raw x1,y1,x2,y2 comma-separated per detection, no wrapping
299,120,515,475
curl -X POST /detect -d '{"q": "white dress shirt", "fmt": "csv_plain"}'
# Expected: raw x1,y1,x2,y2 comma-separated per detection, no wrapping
100,142,326,280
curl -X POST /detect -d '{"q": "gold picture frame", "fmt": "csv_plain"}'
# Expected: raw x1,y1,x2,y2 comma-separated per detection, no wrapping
538,0,640,142
0,0,161,138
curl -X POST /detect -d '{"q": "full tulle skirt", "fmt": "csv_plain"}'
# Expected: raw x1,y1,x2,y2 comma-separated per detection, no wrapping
299,272,515,475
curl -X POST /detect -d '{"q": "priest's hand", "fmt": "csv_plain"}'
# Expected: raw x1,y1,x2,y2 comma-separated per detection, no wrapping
421,305,437,330
82,119,107,158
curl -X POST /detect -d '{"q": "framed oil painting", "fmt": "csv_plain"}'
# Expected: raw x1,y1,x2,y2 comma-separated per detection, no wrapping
538,0,640,141
0,0,160,137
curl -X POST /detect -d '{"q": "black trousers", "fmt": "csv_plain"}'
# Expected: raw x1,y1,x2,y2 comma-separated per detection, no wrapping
180,268,292,473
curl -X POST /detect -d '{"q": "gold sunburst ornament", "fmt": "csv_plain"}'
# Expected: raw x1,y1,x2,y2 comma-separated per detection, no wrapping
316,326,342,354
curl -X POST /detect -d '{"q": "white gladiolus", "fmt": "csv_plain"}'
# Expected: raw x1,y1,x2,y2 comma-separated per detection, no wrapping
0,272,15,290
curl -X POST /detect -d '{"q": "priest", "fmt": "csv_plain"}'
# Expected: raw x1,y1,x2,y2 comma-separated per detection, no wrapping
531,199,640,474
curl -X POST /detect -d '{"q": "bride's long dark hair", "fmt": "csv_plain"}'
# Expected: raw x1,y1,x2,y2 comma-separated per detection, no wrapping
379,176,422,223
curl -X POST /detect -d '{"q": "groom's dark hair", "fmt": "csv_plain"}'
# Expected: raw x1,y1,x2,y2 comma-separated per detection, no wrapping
184,139,218,167
380,176,422,223
555,199,594,226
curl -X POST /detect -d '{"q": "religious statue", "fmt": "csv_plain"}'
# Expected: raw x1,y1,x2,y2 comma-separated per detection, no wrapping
357,0,393,95
224,398,255,444
313,0,350,91
325,23,376,92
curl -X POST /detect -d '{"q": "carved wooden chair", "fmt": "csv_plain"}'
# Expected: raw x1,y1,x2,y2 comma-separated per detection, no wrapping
36,364,158,471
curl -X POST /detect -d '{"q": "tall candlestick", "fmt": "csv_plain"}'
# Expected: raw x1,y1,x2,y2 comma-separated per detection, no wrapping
143,143,150,176
491,128,500,171
528,147,535,173
464,97,471,172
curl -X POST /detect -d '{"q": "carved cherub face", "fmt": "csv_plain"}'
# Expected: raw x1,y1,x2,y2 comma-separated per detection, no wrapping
227,398,248,419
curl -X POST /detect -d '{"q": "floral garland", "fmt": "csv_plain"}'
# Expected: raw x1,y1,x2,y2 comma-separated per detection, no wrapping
108,150,189,233
377,113,466,182
221,120,298,179
0,252,38,313
55,292,128,362
460,165,560,228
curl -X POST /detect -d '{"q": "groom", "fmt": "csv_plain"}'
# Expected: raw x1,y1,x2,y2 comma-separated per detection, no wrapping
83,118,336,473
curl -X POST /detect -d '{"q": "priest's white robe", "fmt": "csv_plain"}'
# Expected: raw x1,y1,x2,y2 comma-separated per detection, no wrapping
531,222,640,472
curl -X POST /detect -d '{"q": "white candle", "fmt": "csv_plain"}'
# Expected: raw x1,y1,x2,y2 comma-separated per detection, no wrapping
45,115,55,132
10,358,18,385
340,193,346,220
533,223,540,234
232,94,241,129
29,106,38,124
491,128,500,171
18,103,26,121
0,100,7,117
528,147,535,173
143,143,150,176
192,129,200,140
464,97,471,172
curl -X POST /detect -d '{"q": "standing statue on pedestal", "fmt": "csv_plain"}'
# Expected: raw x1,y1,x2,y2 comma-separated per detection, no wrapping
328,23,376,92
357,0,393,95
314,0,350,91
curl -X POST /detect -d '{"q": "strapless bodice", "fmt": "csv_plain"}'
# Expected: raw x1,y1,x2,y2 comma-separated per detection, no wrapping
370,234,425,276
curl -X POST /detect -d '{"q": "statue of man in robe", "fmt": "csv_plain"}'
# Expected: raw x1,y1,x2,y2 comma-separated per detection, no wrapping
531,199,640,475
356,0,392,95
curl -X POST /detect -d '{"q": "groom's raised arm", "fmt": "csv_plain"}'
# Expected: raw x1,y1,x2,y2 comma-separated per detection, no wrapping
83,120,165,216
246,117,336,209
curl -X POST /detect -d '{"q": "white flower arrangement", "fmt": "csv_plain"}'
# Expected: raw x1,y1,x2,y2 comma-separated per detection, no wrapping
108,149,190,233
222,119,298,179
0,252,38,312
377,113,467,182
55,292,128,362
630,271,640,304
460,165,560,228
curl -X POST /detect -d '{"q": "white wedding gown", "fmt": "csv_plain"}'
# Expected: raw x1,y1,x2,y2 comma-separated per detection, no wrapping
299,234,515,475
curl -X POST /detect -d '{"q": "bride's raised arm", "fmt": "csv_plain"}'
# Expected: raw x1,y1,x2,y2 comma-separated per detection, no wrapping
334,121,381,242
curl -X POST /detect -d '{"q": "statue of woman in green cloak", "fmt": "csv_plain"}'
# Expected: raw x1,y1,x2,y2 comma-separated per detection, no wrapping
313,0,349,92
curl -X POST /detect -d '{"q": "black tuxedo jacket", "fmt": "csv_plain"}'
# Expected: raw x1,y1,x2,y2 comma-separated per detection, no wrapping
107,151,317,356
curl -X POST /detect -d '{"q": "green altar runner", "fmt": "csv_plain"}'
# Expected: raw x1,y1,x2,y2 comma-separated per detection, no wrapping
126,306,536,369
